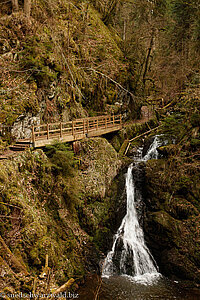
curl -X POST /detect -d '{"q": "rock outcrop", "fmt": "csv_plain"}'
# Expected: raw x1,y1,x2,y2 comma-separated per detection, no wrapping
144,156,200,284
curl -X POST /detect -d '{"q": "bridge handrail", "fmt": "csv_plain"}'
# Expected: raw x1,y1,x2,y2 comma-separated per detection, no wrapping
31,114,122,144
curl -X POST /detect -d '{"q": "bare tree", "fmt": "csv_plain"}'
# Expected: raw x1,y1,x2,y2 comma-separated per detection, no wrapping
11,0,19,12
24,0,31,18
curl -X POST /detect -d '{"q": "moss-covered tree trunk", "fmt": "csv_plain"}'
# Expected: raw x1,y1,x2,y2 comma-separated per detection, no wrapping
24,0,31,18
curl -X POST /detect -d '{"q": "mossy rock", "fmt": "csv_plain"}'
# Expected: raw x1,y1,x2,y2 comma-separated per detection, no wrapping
161,248,200,282
157,145,176,157
169,197,199,220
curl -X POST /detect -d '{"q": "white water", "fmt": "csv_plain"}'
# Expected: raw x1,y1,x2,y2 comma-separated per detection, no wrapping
102,136,161,284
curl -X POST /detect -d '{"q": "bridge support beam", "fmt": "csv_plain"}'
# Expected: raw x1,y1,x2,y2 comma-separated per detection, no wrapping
73,141,81,154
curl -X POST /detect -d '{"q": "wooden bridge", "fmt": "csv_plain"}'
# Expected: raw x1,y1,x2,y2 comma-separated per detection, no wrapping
30,114,122,148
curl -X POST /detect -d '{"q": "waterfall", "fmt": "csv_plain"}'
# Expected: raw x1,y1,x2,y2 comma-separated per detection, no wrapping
102,136,161,284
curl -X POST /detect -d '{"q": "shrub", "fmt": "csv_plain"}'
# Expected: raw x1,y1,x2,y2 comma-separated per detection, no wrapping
44,143,77,177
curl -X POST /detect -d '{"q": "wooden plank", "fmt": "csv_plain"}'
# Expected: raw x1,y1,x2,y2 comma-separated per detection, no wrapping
72,121,74,136
62,127,72,132
83,119,85,134
32,126,35,145
87,125,122,138
34,124,48,129
73,125,84,130
60,123,62,138
35,130,48,135
48,129,61,133
47,124,49,139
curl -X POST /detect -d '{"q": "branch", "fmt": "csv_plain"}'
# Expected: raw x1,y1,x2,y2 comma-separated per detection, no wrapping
0,72,34,94
0,202,22,209
129,125,160,142
87,67,134,97
51,39,85,99
0,215,21,219
53,278,75,295
0,235,28,275
94,276,102,300
124,125,161,156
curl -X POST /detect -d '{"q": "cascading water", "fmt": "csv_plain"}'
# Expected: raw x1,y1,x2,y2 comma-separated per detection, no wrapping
102,136,161,284
79,136,199,299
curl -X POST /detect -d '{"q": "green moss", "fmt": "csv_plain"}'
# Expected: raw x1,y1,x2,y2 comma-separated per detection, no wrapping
190,138,200,149
190,112,200,127
0,150,87,284
0,135,123,290
144,97,200,282
175,176,193,195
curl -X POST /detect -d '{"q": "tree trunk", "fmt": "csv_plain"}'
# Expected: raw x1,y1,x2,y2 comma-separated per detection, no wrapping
143,35,154,87
24,0,31,18
11,0,19,12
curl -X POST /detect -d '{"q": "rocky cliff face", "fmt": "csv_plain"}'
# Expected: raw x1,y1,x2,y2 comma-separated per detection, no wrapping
144,157,200,284
0,1,137,142
0,137,122,293
143,90,200,285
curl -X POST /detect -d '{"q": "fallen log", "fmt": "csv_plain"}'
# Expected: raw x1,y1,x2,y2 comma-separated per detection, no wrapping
53,278,75,295
0,235,28,275
124,126,161,156
0,255,16,275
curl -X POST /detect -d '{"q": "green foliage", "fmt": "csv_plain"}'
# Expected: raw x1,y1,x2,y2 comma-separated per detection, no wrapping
44,143,77,177
191,112,200,128
93,227,110,250
162,113,188,140
21,35,59,87
190,138,200,150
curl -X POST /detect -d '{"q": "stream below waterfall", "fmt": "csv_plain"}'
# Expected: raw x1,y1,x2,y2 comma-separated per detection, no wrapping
78,274,200,299
79,136,200,299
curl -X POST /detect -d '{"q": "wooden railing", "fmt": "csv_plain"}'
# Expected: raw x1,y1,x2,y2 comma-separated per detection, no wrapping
31,114,122,146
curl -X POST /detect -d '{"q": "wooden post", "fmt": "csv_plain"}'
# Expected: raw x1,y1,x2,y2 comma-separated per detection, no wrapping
32,125,35,146
32,277,37,297
120,114,122,125
12,0,19,12
47,124,49,139
45,254,48,269
72,121,74,136
60,122,62,138
113,115,115,125
83,119,85,134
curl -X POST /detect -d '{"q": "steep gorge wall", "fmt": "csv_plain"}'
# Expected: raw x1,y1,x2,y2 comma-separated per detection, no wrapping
0,0,138,142
0,137,122,293
143,90,200,285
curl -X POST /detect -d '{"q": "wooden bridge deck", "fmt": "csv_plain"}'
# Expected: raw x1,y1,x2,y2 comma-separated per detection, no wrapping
31,114,122,148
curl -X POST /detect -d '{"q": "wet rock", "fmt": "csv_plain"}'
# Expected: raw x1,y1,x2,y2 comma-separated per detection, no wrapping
144,157,200,285
11,113,40,139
